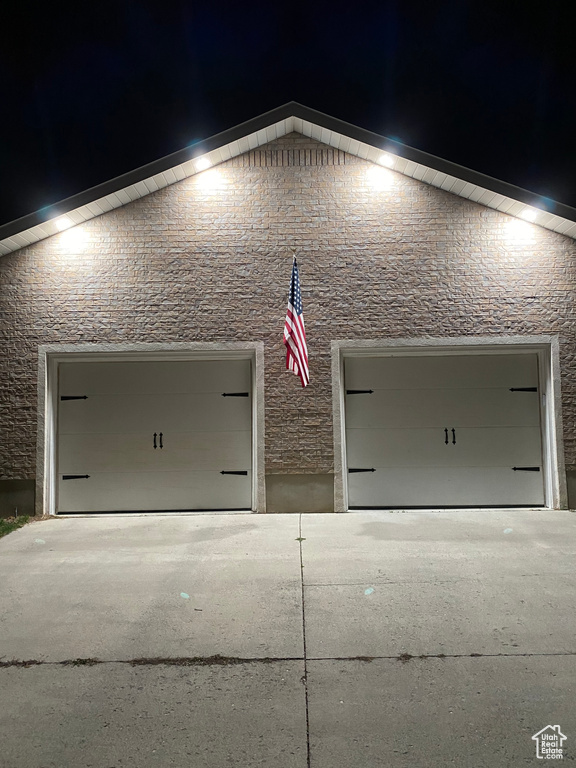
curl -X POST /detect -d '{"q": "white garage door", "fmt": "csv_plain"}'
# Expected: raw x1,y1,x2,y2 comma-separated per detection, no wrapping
345,354,544,508
58,359,252,512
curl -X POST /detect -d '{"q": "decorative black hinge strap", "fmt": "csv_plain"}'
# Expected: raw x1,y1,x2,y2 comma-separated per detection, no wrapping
509,387,537,392
348,468,376,473
346,390,374,395
60,395,88,400
62,475,90,480
221,392,249,397
512,467,540,472
220,470,249,475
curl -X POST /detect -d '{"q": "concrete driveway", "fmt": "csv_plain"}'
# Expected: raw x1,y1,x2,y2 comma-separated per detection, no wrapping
1,509,575,766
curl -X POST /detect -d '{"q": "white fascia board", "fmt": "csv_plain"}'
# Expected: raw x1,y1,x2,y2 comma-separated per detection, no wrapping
310,123,323,142
142,178,158,194
555,219,576,236
411,164,428,182
236,136,251,154
495,197,516,214
0,238,22,253
356,141,371,160
424,169,444,186
476,190,497,207
402,159,420,178
28,223,52,240
10,233,34,247
247,130,260,150
439,174,458,192
151,173,169,190
86,201,105,216
172,166,186,182
506,200,525,217
163,168,178,185
106,192,128,209
537,212,555,228
93,196,115,213
180,159,197,176
256,128,269,145
467,186,488,203
485,192,507,208
320,127,333,146
393,157,408,175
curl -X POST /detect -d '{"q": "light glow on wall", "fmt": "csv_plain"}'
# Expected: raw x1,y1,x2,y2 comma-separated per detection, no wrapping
59,225,88,250
193,168,226,191
505,217,536,243
366,165,395,191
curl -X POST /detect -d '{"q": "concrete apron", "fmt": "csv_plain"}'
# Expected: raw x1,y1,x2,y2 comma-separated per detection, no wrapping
0,509,575,767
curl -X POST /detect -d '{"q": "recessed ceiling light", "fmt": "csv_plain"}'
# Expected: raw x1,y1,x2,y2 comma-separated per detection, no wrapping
194,156,212,172
519,207,538,222
55,216,73,231
378,153,396,168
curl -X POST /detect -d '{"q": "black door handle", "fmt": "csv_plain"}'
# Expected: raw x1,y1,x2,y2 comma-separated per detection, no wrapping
153,433,157,449
159,432,163,449
512,466,540,472
452,428,456,445
221,392,250,397
444,428,449,445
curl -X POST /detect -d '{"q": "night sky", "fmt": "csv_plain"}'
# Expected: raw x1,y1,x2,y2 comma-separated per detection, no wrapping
1,1,575,227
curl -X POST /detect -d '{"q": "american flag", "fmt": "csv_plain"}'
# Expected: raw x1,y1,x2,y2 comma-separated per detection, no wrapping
283,257,309,387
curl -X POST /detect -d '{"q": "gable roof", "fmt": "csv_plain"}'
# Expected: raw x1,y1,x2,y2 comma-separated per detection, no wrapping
2,101,576,256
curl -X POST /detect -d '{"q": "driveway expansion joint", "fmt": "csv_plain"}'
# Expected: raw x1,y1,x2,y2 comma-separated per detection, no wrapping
2,651,576,669
299,513,311,768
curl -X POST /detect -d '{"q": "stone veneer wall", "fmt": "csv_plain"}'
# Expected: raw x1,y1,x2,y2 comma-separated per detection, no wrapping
1,132,576,512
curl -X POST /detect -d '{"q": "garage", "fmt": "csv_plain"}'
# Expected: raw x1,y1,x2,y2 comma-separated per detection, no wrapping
344,352,545,508
57,358,253,513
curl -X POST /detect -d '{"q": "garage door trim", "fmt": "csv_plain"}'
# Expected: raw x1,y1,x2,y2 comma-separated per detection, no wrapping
332,336,566,512
37,342,265,515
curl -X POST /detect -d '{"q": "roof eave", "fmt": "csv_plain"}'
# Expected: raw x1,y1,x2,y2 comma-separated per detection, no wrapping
1,102,575,249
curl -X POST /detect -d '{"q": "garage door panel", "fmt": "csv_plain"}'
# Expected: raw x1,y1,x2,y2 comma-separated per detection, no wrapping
344,352,545,508
346,389,540,429
345,354,538,391
58,470,252,512
59,430,252,473
346,426,543,468
60,360,251,396
57,359,253,513
348,467,545,507
59,393,251,434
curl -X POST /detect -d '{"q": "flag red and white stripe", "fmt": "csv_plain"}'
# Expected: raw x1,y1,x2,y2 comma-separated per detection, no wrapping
283,257,309,387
